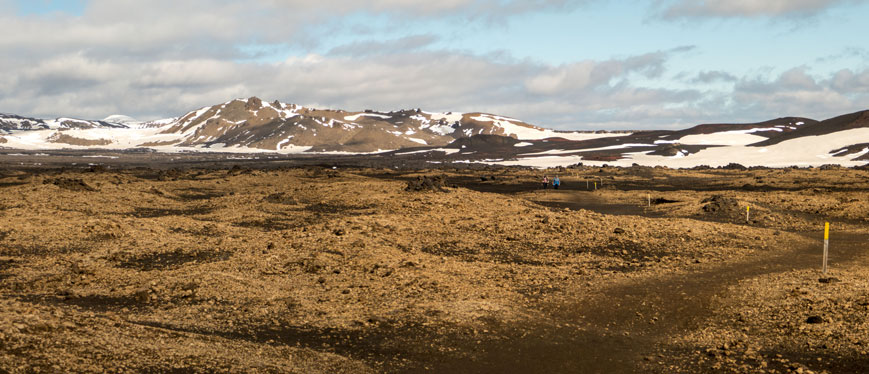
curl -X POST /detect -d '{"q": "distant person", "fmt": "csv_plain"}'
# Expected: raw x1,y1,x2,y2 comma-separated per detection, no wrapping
542,176,549,189
553,176,560,190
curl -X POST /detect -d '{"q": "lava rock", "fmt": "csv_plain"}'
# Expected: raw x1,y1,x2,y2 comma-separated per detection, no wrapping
701,195,738,214
405,175,448,192
45,177,97,192
721,163,747,170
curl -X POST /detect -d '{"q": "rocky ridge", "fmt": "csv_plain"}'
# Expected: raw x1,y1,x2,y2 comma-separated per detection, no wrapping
151,97,572,152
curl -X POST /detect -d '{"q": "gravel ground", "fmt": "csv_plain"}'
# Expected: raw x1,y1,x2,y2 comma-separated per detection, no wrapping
0,164,866,373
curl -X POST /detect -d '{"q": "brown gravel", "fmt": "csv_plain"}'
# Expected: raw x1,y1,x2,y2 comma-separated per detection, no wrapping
0,165,866,373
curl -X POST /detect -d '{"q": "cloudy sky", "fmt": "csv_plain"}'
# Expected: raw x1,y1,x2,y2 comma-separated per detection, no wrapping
1,0,868,130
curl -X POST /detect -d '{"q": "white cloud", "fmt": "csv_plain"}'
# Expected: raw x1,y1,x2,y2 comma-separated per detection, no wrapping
655,0,862,19
691,70,738,83
0,0,867,131
730,67,868,120
2,45,867,130
328,35,440,57
830,68,869,93
524,47,689,95
0,47,703,129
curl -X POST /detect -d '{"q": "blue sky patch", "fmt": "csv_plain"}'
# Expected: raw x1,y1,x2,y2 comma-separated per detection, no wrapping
16,0,86,16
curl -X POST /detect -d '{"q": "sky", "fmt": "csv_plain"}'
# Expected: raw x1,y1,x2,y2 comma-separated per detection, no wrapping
1,0,868,130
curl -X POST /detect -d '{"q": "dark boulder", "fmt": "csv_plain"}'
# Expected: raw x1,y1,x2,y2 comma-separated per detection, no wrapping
405,175,449,192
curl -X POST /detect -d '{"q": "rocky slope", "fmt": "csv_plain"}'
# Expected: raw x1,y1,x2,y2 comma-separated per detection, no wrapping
394,110,868,168
753,110,869,146
152,97,608,152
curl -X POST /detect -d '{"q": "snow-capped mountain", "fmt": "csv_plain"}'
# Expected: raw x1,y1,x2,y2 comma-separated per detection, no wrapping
1,113,128,133
0,98,866,168
0,113,48,132
405,110,869,168
0,97,619,153
149,97,618,152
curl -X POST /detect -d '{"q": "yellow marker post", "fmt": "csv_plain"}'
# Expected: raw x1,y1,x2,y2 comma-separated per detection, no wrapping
823,222,830,275
594,182,597,190
745,205,750,223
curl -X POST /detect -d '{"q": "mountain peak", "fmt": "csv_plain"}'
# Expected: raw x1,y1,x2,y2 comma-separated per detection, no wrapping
245,97,263,111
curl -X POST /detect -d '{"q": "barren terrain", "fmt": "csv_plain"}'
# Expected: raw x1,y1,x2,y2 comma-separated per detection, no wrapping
0,158,867,373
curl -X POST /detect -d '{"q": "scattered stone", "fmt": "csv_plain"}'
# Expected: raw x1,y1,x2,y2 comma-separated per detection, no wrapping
405,175,448,192
44,177,97,191
134,287,151,303
806,316,824,324
721,163,747,170
302,259,325,274
701,195,738,215
264,192,297,204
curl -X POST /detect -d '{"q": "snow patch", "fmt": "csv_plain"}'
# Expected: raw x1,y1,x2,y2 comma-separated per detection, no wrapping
344,113,392,121
483,128,869,168
425,111,464,124
276,136,295,150
679,131,768,146
520,143,655,156
395,148,460,156
471,114,627,141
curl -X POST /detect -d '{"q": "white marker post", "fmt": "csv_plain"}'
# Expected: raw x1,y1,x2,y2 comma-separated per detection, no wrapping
823,222,830,276
586,180,589,190
647,193,651,207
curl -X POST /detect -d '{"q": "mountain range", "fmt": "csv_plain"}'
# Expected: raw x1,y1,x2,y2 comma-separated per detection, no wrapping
1,97,867,168
1,97,615,152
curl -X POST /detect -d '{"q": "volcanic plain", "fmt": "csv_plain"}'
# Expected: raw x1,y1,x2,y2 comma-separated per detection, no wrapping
0,159,867,373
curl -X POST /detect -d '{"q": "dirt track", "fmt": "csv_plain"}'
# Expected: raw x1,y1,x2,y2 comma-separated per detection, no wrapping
0,161,867,373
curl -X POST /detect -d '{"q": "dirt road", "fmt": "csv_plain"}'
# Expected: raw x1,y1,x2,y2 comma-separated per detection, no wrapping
399,232,865,373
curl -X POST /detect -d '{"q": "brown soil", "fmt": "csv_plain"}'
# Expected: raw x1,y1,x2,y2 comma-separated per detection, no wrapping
47,133,113,146
0,162,867,373
137,140,179,147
